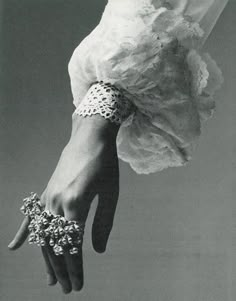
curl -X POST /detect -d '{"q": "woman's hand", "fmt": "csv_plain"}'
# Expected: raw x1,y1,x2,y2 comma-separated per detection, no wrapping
8,113,120,293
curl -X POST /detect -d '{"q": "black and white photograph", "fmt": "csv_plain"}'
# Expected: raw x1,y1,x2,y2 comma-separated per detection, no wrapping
1,0,235,300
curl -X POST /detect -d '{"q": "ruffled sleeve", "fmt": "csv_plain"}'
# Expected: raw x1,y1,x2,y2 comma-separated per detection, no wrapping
68,0,228,174
166,0,228,47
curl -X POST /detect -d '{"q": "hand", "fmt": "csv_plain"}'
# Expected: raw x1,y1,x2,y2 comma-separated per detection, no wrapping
8,113,120,294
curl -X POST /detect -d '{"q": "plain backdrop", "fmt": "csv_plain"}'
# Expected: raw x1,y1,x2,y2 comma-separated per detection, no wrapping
1,0,235,300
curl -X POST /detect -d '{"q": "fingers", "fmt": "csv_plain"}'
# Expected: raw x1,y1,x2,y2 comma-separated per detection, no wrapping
43,199,85,293
41,193,88,294
61,195,91,292
92,186,119,253
41,247,57,286
43,195,72,293
45,245,72,294
8,216,30,250
64,248,84,291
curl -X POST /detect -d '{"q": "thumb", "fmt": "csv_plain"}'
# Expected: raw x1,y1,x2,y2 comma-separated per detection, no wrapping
92,187,119,253
8,216,30,250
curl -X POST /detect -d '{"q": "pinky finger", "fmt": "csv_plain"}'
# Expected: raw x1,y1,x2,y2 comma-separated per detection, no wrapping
8,216,30,250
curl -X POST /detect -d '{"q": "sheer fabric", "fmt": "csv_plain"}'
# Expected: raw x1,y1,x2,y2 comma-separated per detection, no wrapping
68,0,228,174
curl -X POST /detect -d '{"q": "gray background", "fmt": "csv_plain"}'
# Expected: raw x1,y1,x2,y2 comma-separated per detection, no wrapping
1,0,235,300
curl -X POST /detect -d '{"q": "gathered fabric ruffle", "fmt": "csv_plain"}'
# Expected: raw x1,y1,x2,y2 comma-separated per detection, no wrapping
68,0,226,174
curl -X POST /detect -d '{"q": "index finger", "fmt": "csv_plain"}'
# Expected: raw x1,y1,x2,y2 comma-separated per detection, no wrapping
8,216,30,250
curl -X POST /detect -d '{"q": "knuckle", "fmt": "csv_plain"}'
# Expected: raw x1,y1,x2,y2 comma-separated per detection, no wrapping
47,194,62,213
50,193,61,209
43,190,65,211
44,186,89,214
62,189,86,210
62,195,79,210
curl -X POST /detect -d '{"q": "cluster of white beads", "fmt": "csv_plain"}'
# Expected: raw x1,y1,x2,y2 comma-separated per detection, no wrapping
21,193,84,256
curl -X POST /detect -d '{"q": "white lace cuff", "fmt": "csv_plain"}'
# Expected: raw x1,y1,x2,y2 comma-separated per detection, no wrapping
74,81,134,125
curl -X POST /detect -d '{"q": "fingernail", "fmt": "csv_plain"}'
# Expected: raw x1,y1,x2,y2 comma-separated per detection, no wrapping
8,241,14,249
62,287,71,294
95,242,106,254
61,284,72,294
47,274,56,286
72,281,83,291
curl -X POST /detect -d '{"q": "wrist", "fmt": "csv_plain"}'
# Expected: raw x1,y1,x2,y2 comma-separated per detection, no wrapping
75,81,134,126
71,113,120,144
69,81,134,149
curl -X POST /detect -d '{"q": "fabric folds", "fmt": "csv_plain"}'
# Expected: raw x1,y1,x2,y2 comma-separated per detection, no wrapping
68,0,228,173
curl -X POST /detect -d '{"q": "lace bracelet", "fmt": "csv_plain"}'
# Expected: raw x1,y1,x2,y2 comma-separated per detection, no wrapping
74,81,134,125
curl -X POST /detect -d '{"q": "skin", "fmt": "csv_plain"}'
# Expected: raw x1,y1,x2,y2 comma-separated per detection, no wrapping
8,113,120,294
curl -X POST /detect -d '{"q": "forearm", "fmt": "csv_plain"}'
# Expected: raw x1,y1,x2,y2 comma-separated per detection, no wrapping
55,113,120,185
64,114,120,165
63,80,134,169
70,113,120,143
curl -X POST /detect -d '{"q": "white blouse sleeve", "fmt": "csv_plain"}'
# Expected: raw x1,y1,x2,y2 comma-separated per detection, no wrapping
68,0,229,174
168,0,228,46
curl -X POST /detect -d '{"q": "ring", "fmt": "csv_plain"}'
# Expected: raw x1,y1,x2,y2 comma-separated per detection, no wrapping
21,193,85,256
20,192,43,217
